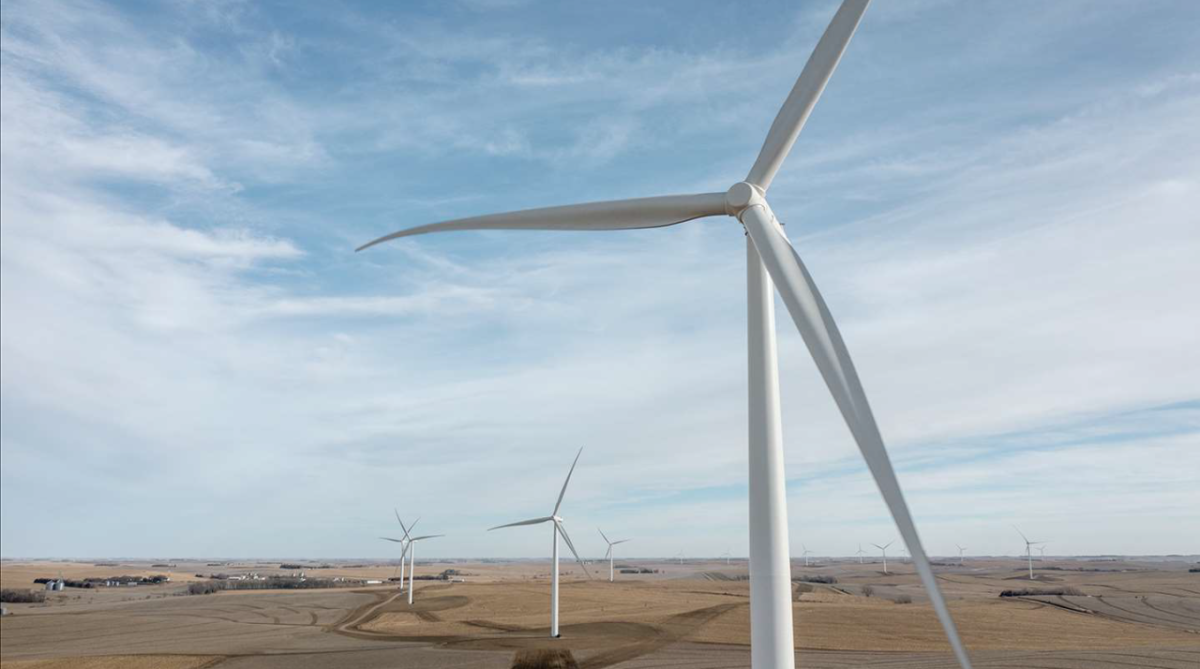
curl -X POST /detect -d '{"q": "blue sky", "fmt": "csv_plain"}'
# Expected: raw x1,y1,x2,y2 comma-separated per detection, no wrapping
2,0,1198,560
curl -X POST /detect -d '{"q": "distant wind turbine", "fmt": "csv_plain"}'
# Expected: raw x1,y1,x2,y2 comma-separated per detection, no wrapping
855,544,866,564
1014,526,1044,580
355,1,972,666
675,550,686,565
489,448,590,638
801,544,814,567
872,541,894,574
721,549,733,566
380,512,419,590
598,528,631,583
956,544,967,567
1037,544,1048,560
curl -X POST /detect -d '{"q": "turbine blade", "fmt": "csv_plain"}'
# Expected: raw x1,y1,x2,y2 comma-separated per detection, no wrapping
745,0,872,191
598,527,611,545
409,534,445,542
1012,525,1030,543
402,517,420,542
379,536,405,543
556,521,592,579
742,208,972,669
613,539,631,545
356,193,728,252
604,545,612,560
553,448,583,517
488,516,554,531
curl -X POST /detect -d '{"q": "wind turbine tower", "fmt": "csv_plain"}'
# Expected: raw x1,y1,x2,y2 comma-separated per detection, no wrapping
379,512,419,590
489,448,591,637
404,529,444,604
1014,526,1044,580
872,541,894,574
356,1,973,665
598,529,630,583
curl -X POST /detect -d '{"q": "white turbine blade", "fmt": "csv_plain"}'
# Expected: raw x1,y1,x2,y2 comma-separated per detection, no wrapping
556,521,592,579
743,211,972,669
1012,525,1030,544
613,539,631,545
356,193,728,252
489,515,554,531
410,534,445,542
745,0,872,191
604,545,612,560
598,527,611,545
380,536,405,543
402,516,420,542
552,448,583,517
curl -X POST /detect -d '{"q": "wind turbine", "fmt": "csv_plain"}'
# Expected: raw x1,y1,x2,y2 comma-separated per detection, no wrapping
956,544,967,567
1014,526,1044,580
675,550,686,565
380,512,419,590
489,448,591,638
404,529,445,604
872,541,894,575
598,529,631,583
356,2,971,666
721,549,733,566
855,544,866,564
801,545,814,567
1037,545,1048,560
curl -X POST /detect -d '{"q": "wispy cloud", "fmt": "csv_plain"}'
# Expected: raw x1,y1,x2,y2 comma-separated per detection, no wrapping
1,0,1197,559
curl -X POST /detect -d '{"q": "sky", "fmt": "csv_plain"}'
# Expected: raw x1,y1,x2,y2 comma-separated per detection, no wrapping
1,0,1198,561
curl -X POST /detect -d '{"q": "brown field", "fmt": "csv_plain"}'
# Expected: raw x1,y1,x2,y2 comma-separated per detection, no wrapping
2,557,1198,668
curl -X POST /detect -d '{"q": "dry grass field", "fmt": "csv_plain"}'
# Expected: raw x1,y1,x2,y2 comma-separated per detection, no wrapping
2,557,1198,668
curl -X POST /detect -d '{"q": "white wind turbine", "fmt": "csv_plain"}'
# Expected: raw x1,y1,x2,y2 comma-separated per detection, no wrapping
489,448,591,638
403,529,444,604
956,544,967,567
872,541,894,575
855,544,866,564
598,529,631,583
1037,545,1048,560
380,512,418,589
721,549,733,566
356,2,970,666
1014,526,1044,580
801,544,814,567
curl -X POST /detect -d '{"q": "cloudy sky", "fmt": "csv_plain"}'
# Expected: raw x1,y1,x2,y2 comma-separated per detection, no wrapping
2,0,1198,561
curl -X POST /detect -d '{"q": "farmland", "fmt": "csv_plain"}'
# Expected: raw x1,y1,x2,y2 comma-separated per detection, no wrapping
2,556,1197,668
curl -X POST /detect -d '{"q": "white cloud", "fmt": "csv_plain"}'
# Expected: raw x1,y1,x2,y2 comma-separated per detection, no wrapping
1,0,1197,559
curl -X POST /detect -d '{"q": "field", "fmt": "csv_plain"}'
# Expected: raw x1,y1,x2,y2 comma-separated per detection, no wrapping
2,557,1198,668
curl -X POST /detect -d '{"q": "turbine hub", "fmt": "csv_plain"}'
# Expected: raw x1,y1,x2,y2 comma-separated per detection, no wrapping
724,181,764,215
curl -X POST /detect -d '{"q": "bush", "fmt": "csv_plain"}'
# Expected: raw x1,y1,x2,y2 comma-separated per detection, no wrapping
512,649,579,669
187,582,224,595
1,589,47,603
893,595,913,604
794,575,838,584
861,585,875,598
999,587,1083,597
